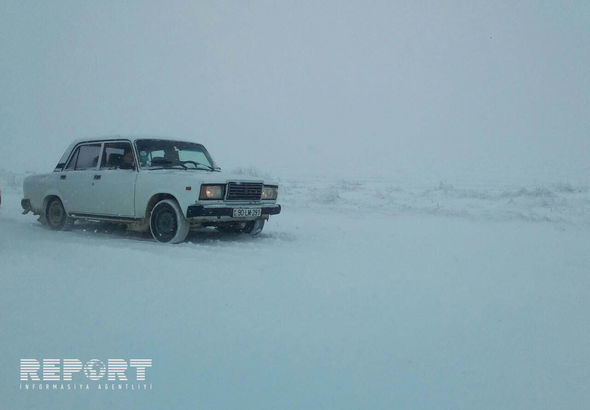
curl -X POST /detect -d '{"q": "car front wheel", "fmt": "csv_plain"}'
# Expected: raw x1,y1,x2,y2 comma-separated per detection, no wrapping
243,219,265,235
149,199,189,243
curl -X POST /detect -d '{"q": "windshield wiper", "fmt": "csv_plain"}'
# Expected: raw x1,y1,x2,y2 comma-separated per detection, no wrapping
149,158,187,169
180,160,216,171
147,165,186,170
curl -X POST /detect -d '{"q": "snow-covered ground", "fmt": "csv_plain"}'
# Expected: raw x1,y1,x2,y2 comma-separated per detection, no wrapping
1,173,590,409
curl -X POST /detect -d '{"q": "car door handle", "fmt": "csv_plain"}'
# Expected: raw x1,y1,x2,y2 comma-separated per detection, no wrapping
93,175,101,180
60,175,66,180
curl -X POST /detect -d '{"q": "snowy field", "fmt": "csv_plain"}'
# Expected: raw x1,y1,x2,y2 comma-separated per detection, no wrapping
1,172,590,409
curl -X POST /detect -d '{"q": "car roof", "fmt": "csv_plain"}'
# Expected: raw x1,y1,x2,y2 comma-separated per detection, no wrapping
57,136,204,166
68,135,201,145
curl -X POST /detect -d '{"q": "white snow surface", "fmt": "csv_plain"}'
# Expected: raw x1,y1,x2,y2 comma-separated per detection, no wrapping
1,171,590,409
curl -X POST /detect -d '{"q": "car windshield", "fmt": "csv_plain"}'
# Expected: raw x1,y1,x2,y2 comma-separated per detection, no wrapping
135,139,217,171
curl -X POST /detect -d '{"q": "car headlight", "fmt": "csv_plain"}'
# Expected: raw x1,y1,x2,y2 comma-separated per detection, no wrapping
199,184,225,200
261,185,278,200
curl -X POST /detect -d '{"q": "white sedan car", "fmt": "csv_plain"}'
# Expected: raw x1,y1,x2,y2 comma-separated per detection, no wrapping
22,137,281,243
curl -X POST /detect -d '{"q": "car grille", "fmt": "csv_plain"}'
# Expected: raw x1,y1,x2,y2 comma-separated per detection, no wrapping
226,182,263,201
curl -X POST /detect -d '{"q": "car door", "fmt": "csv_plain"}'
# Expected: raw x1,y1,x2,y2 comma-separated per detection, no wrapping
59,143,102,215
87,141,137,218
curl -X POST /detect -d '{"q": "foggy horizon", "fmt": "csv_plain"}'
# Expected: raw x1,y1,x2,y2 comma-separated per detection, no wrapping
1,1,588,183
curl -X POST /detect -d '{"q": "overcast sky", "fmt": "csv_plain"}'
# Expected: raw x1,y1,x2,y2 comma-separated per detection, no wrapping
1,1,588,182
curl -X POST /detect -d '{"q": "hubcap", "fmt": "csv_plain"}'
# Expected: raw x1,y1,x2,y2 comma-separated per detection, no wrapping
157,212,175,233
153,204,177,241
48,201,64,226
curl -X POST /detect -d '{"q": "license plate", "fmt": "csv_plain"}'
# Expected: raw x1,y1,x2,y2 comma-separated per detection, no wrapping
232,208,262,218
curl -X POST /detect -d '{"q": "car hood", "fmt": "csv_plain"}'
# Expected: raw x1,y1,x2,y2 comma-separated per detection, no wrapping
139,169,277,185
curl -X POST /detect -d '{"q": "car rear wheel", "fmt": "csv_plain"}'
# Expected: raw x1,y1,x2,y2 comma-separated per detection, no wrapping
150,199,189,243
45,198,67,230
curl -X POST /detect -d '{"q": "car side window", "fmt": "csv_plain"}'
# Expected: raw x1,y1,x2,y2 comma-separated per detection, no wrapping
66,144,101,170
65,147,80,170
100,142,135,170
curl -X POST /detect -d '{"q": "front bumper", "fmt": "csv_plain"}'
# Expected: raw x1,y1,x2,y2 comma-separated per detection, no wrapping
186,204,281,218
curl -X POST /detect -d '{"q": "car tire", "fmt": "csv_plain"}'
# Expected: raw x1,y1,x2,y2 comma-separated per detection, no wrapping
243,219,265,235
45,197,68,230
150,199,189,243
